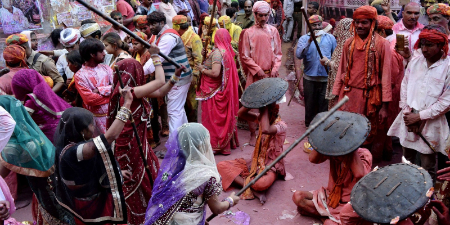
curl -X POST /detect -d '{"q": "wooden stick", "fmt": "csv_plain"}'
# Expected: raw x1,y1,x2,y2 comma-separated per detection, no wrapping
114,65,154,187
202,0,217,62
206,96,350,222
75,0,181,69
300,7,328,73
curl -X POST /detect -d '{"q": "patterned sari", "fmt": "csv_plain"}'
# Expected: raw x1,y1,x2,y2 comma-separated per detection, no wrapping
107,59,159,225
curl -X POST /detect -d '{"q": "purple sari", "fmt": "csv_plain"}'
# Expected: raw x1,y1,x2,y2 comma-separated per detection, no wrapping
11,69,71,142
145,123,221,225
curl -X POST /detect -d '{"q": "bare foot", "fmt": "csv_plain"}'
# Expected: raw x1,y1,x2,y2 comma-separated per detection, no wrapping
249,133,256,146
253,190,267,205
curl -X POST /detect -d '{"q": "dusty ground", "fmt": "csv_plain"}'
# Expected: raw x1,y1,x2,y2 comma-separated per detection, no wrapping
11,41,402,224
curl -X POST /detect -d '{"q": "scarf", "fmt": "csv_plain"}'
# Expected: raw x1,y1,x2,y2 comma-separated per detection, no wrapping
328,156,352,208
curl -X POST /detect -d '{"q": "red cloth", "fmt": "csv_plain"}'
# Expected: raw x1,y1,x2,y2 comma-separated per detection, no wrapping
377,15,393,30
198,12,209,38
116,0,136,31
352,5,377,20
414,27,449,56
197,29,239,151
106,59,159,225
332,34,392,145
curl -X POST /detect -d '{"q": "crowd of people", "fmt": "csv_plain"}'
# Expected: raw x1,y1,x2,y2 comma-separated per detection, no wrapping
0,0,450,224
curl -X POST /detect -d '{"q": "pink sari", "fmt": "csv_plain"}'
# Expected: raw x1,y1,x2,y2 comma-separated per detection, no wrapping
197,29,239,151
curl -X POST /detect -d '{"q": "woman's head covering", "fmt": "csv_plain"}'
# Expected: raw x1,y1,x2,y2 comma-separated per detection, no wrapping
414,24,449,57
5,34,28,46
145,123,220,225
326,18,353,100
198,12,210,37
377,15,394,30
0,95,55,177
427,3,450,16
215,28,235,58
3,45,28,68
53,107,95,150
60,28,81,48
20,31,34,50
11,69,71,119
133,31,148,41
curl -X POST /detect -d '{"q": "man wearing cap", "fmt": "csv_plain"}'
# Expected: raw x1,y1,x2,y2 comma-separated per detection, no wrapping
296,15,336,128
332,6,392,162
145,11,192,134
5,34,65,94
56,28,81,86
219,15,242,50
239,0,282,146
79,21,114,66
427,3,450,35
235,0,255,29
173,15,203,123
0,45,28,95
388,25,450,179
371,15,404,161
389,2,423,52
292,111,373,224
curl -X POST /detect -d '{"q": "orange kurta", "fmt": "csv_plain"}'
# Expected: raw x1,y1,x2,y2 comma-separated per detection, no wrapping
332,33,392,145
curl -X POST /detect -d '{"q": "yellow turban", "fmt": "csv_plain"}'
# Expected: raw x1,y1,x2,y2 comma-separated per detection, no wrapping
204,16,217,26
218,15,231,27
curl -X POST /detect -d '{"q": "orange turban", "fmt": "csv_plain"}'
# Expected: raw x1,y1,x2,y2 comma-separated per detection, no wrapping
377,15,394,30
309,15,323,24
172,15,188,25
3,45,28,67
353,5,377,20
414,26,449,57
135,15,148,28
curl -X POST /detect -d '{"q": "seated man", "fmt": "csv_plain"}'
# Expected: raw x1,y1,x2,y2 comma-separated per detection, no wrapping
217,78,289,204
292,111,372,224
340,163,449,225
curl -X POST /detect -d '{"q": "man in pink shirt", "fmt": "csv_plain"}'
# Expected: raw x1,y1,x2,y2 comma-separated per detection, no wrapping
239,0,282,146
116,0,136,31
389,2,423,51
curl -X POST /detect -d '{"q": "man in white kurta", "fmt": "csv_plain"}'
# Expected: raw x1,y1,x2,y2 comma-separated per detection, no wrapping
388,26,450,179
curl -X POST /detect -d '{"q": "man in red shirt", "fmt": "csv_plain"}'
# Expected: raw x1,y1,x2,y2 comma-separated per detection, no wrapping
116,0,136,31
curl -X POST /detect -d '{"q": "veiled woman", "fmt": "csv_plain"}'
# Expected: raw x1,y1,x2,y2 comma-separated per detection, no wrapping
52,88,134,224
11,69,71,143
196,28,240,155
0,95,75,225
144,123,239,225
107,46,184,224
320,18,353,109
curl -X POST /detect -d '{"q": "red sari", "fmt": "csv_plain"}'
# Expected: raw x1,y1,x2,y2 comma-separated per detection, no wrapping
107,59,159,225
197,29,239,151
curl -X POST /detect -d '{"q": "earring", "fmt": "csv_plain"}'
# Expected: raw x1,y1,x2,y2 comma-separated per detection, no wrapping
82,133,87,141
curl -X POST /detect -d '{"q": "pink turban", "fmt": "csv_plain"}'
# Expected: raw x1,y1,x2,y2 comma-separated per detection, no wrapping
253,1,270,13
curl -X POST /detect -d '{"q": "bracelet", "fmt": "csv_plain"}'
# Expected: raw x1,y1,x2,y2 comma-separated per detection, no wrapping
151,54,159,58
170,75,179,84
120,106,132,115
201,68,206,74
326,60,330,66
116,111,129,122
223,197,234,209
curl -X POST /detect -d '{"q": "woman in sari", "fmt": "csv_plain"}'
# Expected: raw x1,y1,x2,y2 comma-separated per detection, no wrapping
196,28,239,155
0,45,28,96
320,18,353,109
53,87,134,224
108,45,184,224
0,95,75,225
11,69,71,143
145,123,240,224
